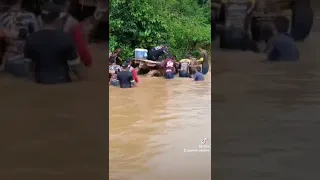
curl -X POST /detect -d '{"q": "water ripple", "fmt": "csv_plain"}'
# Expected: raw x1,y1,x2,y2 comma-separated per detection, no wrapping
110,72,211,179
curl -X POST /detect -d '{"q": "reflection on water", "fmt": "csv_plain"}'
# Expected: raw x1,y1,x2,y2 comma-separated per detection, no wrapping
109,72,211,180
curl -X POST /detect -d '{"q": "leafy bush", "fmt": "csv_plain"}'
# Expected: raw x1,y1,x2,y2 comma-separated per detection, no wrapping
109,0,211,60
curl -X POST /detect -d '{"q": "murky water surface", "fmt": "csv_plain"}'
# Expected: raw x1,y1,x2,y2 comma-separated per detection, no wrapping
109,72,211,180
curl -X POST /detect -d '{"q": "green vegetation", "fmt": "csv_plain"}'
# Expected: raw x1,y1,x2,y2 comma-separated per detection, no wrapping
109,0,211,60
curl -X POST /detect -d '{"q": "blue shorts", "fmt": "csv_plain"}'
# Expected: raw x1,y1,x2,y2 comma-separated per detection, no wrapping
179,71,189,77
164,72,174,79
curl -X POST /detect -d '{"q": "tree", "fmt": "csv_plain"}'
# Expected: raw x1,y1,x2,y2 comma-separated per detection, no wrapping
109,0,211,59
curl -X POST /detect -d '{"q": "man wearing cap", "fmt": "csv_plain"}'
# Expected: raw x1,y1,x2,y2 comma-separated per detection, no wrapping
24,2,86,84
116,62,135,88
38,0,92,67
147,44,169,61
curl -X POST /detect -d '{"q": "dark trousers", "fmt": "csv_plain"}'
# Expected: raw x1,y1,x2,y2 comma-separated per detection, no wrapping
202,64,209,75
5,60,29,77
164,72,174,79
179,71,189,77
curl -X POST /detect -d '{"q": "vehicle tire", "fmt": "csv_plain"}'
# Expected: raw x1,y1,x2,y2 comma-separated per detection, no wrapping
147,70,161,77
290,1,313,41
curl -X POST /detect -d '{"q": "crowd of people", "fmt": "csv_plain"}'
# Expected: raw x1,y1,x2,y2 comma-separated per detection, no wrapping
108,45,209,89
109,14,302,89
0,0,297,87
0,0,92,84
220,15,300,61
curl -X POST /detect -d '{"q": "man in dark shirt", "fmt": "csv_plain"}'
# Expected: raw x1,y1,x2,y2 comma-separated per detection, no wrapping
266,16,299,61
117,63,134,88
190,66,204,81
147,45,169,61
193,66,205,81
197,47,209,75
24,2,86,84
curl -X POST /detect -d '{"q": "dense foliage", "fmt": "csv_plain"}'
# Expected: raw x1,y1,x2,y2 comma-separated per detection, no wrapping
109,0,211,59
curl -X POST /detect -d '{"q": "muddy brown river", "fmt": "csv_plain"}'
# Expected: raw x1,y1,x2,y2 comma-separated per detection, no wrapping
109,74,211,179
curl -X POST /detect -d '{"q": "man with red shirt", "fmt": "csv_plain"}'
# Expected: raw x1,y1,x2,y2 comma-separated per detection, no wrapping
125,58,139,83
161,55,175,79
39,0,92,67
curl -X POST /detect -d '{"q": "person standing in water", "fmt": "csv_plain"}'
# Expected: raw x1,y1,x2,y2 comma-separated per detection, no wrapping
197,47,209,75
125,58,139,83
0,0,39,76
117,63,135,88
109,56,122,84
190,66,204,81
38,0,92,67
161,55,175,79
178,58,191,77
265,16,299,61
24,2,86,84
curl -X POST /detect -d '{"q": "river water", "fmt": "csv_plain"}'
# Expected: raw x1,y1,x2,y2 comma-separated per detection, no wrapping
109,73,211,179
